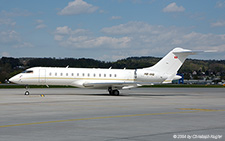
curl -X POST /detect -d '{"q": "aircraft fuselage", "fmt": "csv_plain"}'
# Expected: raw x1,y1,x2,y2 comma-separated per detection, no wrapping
9,67,166,89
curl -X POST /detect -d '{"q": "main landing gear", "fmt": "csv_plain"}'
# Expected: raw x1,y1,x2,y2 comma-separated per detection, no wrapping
108,87,120,96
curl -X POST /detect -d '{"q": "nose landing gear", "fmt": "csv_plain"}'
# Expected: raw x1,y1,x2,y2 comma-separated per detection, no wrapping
25,91,30,95
24,85,30,95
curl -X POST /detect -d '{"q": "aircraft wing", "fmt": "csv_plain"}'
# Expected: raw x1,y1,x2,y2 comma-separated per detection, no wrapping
82,81,141,89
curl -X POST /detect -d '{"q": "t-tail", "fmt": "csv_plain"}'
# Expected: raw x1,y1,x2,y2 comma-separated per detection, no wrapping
144,48,198,83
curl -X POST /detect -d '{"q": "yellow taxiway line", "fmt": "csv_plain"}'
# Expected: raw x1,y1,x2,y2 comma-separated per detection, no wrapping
1,109,224,128
178,108,225,112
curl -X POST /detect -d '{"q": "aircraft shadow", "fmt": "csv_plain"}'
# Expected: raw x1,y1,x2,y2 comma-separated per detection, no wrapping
64,93,191,97
28,91,191,97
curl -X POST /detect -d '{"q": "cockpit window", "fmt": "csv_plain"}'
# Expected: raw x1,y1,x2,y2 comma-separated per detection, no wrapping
22,70,33,73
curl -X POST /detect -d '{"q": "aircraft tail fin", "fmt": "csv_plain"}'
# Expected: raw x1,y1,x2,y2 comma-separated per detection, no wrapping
144,48,197,75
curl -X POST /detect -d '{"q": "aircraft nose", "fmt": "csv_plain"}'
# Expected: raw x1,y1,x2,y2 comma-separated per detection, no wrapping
9,76,16,83
9,75,20,83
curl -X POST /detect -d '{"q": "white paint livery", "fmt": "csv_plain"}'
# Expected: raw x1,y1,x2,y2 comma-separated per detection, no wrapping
9,48,197,95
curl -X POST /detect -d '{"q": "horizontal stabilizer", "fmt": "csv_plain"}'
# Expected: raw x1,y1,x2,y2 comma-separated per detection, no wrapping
173,49,216,55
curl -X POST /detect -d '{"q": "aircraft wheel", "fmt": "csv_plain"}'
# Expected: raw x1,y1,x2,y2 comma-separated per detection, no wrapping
113,90,120,96
25,91,30,95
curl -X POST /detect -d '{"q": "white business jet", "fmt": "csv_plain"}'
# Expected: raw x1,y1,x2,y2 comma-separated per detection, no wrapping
9,48,197,95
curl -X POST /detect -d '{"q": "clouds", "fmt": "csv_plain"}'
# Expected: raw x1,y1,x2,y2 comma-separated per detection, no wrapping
163,2,185,12
54,26,90,40
0,18,16,27
216,1,225,8
35,19,46,29
58,0,98,15
0,30,33,48
0,9,33,49
102,21,159,35
1,51,10,57
111,16,122,20
1,0,225,60
0,9,32,17
101,22,185,51
54,22,225,60
173,32,225,52
0,30,20,44
54,26,131,49
211,20,225,27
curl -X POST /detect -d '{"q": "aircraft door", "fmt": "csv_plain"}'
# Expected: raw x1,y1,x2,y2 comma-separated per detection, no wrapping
39,69,46,83
134,69,137,79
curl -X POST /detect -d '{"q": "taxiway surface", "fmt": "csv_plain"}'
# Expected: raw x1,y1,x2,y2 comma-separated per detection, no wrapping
0,88,225,141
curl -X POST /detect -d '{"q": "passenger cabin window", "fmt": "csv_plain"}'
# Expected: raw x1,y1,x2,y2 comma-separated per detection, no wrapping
49,72,52,76
88,73,90,77
109,74,112,77
93,74,96,77
55,73,57,76
66,73,68,76
114,74,117,77
72,73,74,76
99,74,101,77
77,73,79,76
60,73,63,76
104,74,106,77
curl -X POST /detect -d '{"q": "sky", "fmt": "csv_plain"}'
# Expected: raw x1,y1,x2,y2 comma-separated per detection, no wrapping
0,0,225,61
